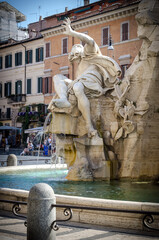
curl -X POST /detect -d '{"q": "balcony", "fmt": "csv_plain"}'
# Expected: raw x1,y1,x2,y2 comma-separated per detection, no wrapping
7,94,26,105
0,112,11,120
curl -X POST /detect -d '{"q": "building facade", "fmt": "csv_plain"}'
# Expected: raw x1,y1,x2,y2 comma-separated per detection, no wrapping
0,1,28,42
0,37,45,128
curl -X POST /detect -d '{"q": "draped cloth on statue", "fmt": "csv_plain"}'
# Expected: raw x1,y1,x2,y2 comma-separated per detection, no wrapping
67,42,121,99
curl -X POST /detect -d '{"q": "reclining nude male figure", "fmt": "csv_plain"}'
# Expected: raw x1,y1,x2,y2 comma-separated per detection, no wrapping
49,18,121,138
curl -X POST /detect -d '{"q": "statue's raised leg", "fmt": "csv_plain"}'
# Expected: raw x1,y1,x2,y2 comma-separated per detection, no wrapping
52,74,71,108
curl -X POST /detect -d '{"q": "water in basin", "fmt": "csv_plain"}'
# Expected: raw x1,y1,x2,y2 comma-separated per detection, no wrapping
0,168,159,203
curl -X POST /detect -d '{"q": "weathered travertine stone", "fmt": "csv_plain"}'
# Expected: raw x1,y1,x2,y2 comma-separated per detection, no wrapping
7,154,17,166
48,0,159,181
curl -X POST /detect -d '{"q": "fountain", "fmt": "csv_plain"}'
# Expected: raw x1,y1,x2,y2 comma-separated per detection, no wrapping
47,0,159,181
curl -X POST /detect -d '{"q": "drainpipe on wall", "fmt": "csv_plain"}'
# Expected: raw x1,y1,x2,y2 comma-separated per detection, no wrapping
20,43,26,96
72,36,74,80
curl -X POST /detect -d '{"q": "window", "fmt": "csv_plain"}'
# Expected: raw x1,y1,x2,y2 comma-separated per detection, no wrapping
5,54,12,68
121,64,129,78
45,42,50,58
15,80,22,101
0,83,2,98
15,80,22,95
62,38,68,54
6,108,11,119
27,79,31,94
15,52,22,66
4,82,12,97
25,50,32,64
0,56,2,69
43,77,52,94
36,47,44,62
37,77,43,93
45,77,49,94
102,27,109,45
121,22,129,41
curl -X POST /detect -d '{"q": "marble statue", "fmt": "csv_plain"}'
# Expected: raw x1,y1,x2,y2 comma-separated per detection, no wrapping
48,18,121,138
48,0,159,181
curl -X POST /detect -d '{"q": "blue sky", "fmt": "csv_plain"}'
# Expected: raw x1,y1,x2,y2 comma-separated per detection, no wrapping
2,0,99,28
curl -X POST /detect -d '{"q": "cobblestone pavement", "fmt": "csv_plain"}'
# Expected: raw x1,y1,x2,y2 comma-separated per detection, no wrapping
0,211,158,240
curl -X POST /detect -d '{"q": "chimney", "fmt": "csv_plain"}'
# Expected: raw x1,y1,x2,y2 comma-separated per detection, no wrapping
65,7,68,12
84,0,90,6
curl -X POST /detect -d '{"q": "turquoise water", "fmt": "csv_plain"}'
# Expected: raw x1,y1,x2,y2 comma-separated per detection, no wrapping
0,169,159,203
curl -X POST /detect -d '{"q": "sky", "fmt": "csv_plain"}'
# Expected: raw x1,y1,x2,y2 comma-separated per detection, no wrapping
2,0,100,28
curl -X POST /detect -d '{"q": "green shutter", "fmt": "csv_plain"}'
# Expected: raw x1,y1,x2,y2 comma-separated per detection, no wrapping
0,56,2,69
25,51,27,64
5,56,7,68
15,82,18,95
9,82,12,96
36,48,39,62
27,79,31,94
7,108,11,118
0,83,2,97
5,83,7,96
19,80,22,94
38,78,39,93
15,53,17,66
40,47,43,61
30,50,32,63
19,52,22,65
10,55,12,67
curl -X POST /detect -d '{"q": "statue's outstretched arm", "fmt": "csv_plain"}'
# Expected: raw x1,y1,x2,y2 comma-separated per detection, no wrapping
62,18,94,47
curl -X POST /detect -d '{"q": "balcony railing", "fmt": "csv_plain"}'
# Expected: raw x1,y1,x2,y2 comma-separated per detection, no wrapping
7,94,26,104
0,112,11,120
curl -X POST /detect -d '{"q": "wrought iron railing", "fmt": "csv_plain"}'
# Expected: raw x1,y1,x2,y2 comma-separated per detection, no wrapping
7,94,26,104
51,204,159,232
0,199,27,226
0,199,159,232
0,112,11,120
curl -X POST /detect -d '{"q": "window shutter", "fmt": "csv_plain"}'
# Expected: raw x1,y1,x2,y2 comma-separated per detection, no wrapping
42,77,45,94
15,53,17,66
45,77,48,94
5,56,7,68
15,82,17,95
38,77,40,93
0,56,2,69
46,43,50,58
27,79,31,94
9,55,12,67
37,78,39,93
19,52,22,65
30,50,32,63
9,82,11,96
0,83,2,98
40,47,43,61
19,80,22,94
63,38,67,54
122,23,128,41
25,51,27,64
36,48,39,62
49,77,52,93
103,28,108,45
4,83,7,97
7,108,11,118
